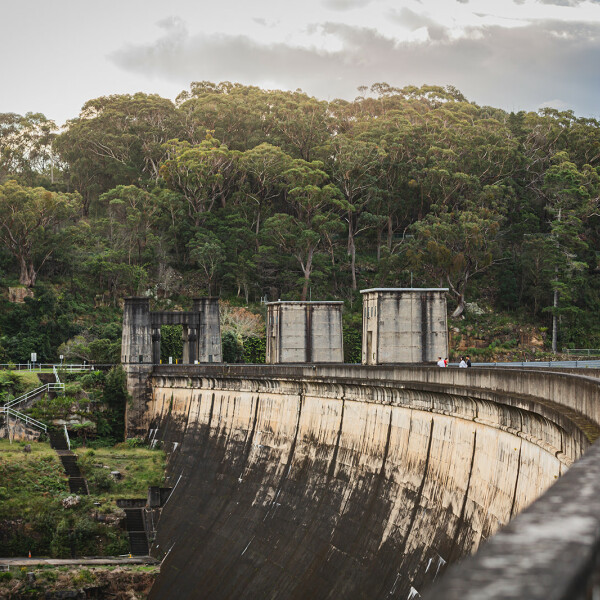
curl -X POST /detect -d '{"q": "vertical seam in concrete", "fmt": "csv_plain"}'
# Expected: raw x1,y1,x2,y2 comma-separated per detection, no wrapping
265,385,304,520
306,305,313,363
421,295,427,363
346,407,394,560
376,295,381,364
241,394,261,469
327,396,345,481
449,430,477,561
509,441,522,519
199,392,216,456
400,417,435,557
278,305,283,363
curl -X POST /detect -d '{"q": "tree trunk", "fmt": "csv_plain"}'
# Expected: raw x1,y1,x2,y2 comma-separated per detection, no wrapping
348,213,357,290
300,249,314,301
451,294,465,318
552,287,558,353
552,209,561,354
19,256,36,287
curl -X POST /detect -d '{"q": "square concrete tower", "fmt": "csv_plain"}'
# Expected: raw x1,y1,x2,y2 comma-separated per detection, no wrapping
266,301,344,363
361,288,448,364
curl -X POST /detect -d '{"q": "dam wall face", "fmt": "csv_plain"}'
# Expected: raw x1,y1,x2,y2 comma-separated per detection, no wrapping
145,366,598,599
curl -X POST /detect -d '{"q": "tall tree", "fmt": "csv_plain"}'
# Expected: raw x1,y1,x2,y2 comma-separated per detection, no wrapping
264,160,347,300
160,134,240,227
0,180,81,286
408,186,507,316
543,153,600,351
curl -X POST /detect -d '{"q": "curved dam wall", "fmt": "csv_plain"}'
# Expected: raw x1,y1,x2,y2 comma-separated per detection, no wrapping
144,365,600,599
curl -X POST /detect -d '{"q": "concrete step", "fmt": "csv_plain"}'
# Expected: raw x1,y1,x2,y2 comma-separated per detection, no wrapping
60,456,82,477
128,532,149,556
125,509,145,532
49,431,68,450
68,477,88,495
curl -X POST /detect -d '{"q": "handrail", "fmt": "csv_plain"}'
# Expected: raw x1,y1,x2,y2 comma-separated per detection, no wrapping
63,423,70,450
53,365,61,385
0,363,97,372
4,382,65,410
0,406,47,432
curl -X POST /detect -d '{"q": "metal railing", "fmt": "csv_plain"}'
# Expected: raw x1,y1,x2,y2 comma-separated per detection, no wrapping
470,359,600,368
4,382,65,410
0,363,94,372
53,365,61,384
564,349,600,357
0,406,47,432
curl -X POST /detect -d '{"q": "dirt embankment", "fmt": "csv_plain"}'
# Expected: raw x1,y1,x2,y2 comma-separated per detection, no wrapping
0,565,158,599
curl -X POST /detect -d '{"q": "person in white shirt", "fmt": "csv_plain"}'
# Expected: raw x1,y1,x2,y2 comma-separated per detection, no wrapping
437,357,446,367
459,357,468,368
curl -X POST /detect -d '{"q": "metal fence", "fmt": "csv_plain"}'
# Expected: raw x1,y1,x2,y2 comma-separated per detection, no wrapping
470,359,600,368
0,363,95,372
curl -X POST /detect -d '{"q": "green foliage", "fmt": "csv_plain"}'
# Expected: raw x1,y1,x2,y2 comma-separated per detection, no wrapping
222,331,244,363
243,336,266,363
160,325,183,362
86,469,114,493
1,83,600,351
102,366,129,441
343,325,362,364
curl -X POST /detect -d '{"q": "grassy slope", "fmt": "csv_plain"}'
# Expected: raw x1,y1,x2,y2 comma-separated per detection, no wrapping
0,439,165,558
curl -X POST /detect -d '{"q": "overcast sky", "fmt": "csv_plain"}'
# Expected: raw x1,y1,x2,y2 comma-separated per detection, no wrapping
2,0,600,126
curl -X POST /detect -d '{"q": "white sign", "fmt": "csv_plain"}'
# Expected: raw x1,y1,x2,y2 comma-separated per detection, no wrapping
31,353,37,362
169,356,173,365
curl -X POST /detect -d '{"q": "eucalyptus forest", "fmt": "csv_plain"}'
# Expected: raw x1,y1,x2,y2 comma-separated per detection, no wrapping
1,81,599,362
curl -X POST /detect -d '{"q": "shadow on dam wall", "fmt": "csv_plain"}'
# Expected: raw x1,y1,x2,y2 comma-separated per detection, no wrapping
143,365,600,599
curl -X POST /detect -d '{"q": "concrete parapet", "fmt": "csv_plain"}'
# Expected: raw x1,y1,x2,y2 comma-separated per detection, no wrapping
266,301,344,363
361,288,448,364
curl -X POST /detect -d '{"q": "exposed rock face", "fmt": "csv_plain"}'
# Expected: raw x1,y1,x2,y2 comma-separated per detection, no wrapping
145,365,597,600
7,287,34,303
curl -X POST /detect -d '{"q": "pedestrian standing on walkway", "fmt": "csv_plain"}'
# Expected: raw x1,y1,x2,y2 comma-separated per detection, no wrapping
466,355,472,368
437,357,446,367
459,357,468,368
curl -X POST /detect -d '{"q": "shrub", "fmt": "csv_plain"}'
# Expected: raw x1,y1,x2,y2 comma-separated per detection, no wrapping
87,469,114,493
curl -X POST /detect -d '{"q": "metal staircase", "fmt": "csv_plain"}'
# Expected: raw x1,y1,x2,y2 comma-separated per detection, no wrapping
0,369,64,434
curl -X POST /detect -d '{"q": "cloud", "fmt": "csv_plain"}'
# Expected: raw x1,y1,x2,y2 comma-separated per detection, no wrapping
389,8,449,40
538,0,600,4
110,18,600,117
322,0,375,10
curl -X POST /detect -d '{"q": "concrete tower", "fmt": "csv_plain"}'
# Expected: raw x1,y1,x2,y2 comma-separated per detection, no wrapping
266,301,344,364
193,298,222,363
121,297,152,364
361,288,448,364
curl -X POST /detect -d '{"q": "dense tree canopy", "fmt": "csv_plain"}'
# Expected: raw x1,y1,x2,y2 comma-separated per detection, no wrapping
1,81,600,360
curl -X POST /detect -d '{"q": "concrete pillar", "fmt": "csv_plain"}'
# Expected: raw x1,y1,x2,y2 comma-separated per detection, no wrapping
182,325,190,364
121,297,153,439
152,328,161,365
121,297,152,364
193,298,222,363
188,328,197,364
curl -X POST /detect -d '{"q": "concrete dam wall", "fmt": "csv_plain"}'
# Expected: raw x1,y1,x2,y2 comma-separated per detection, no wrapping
144,366,600,599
